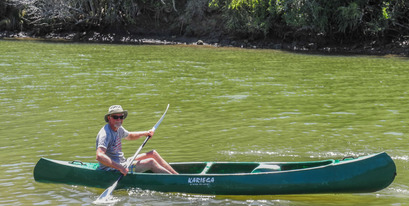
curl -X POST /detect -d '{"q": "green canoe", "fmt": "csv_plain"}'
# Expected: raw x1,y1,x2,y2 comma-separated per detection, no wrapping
33,152,396,195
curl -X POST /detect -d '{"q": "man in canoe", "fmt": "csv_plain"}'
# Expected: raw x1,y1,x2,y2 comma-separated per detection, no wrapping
96,105,178,175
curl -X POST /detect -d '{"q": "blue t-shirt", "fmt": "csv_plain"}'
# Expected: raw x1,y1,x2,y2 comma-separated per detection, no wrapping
96,124,130,170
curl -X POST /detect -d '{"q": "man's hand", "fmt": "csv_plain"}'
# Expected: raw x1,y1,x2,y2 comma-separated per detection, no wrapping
119,166,129,176
146,129,154,137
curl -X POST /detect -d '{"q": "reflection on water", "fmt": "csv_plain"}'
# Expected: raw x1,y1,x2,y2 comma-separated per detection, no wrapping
1,40,409,205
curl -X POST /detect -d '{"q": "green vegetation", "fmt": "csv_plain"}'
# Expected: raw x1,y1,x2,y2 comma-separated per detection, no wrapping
1,0,408,45
209,0,409,42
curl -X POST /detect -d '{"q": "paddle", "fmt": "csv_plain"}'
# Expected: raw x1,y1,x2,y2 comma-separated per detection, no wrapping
94,104,170,203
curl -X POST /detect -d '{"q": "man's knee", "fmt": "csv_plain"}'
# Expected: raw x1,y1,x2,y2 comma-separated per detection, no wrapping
146,150,159,157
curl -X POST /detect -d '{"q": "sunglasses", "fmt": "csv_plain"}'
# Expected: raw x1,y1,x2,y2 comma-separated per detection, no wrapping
111,115,124,120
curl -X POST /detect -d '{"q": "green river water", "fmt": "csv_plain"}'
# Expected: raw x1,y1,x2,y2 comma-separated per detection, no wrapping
0,40,408,205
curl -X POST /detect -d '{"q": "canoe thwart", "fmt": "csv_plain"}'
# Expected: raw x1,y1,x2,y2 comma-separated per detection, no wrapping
251,164,281,173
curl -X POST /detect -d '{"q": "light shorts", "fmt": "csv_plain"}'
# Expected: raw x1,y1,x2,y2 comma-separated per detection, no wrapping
99,157,137,173
121,157,137,174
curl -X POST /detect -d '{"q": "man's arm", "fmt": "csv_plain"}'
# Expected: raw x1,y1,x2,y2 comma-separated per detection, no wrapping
125,130,154,140
96,147,128,175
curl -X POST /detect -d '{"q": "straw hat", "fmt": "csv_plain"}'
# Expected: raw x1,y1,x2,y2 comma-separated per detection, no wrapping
104,105,128,122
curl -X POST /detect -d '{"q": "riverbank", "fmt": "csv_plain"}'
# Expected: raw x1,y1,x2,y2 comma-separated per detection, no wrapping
1,31,408,57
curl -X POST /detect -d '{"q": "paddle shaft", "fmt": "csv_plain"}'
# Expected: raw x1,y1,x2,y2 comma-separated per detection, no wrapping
124,135,151,169
112,135,151,184
123,104,169,168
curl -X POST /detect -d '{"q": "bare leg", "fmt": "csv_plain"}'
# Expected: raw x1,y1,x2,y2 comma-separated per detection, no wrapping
133,159,172,173
134,150,179,174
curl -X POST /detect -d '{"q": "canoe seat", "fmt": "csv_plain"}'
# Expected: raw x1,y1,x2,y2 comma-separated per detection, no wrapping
251,164,281,173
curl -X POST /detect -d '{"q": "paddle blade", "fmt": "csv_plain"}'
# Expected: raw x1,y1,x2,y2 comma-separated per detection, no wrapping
151,104,169,131
93,179,119,204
